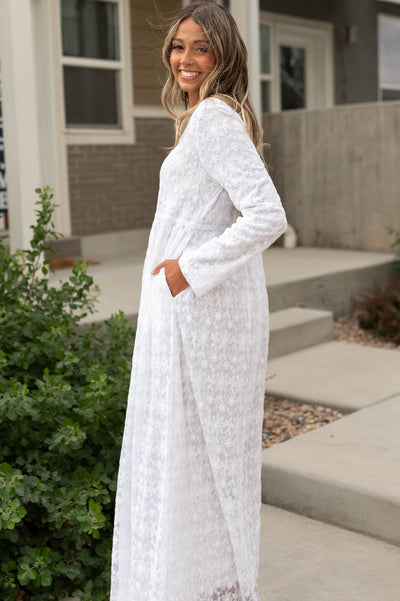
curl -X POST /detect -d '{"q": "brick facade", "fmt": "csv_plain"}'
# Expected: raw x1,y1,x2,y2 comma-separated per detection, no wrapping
67,117,175,236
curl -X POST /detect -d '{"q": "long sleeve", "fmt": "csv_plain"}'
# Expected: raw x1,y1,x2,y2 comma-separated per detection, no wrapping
178,98,287,297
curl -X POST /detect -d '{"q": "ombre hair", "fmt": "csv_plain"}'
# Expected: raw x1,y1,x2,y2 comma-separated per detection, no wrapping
161,1,264,159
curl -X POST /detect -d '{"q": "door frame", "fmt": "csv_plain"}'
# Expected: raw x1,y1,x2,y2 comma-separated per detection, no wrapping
260,11,334,112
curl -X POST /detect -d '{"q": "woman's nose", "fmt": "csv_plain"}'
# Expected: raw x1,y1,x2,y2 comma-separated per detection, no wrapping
180,48,193,66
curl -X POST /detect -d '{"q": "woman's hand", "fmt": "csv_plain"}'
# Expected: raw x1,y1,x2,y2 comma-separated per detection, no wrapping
152,259,189,297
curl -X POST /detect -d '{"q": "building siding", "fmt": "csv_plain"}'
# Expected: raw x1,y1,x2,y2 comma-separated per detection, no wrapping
131,0,181,106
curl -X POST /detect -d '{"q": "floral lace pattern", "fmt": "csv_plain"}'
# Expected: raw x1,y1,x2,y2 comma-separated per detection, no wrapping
110,97,287,601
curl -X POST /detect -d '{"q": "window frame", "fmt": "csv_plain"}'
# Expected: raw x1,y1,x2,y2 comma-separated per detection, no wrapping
57,0,134,144
377,12,400,102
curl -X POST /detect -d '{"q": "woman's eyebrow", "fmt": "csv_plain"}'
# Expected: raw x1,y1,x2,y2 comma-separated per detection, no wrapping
172,37,209,44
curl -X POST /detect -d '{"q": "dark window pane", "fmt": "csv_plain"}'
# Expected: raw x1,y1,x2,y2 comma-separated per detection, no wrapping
382,88,400,101
261,80,270,113
64,66,119,127
280,45,306,110
260,24,270,75
62,0,119,60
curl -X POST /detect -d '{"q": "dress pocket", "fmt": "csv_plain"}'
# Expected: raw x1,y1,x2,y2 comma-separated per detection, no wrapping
160,268,190,301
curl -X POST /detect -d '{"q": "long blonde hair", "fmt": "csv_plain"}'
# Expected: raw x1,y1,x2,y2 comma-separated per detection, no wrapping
161,1,264,159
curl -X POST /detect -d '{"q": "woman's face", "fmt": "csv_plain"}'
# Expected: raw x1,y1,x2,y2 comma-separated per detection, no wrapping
170,17,216,108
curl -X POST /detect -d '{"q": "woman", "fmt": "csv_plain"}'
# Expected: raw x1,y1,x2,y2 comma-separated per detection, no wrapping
111,2,287,600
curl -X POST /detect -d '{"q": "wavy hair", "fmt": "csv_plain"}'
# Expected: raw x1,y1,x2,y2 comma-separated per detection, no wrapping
161,1,265,160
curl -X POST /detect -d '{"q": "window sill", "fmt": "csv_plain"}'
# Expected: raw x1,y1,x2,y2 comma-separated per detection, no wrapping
64,126,135,145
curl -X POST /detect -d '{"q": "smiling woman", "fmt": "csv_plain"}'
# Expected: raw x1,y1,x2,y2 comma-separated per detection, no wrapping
110,3,287,601
169,18,216,107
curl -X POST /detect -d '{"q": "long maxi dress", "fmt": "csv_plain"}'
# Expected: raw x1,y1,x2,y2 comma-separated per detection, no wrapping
110,97,287,601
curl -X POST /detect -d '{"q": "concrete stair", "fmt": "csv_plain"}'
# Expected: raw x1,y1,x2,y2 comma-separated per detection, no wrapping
266,340,400,411
50,246,396,326
259,249,400,598
51,245,399,598
268,307,333,359
258,504,400,601
262,396,400,546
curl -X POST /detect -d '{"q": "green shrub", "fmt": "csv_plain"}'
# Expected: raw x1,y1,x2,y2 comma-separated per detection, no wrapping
0,188,135,600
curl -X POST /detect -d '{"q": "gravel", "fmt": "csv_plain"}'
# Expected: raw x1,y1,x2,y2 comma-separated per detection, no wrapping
262,396,344,449
262,312,399,450
334,313,400,350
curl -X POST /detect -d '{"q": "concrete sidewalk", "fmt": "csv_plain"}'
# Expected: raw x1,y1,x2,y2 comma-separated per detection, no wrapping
50,246,396,324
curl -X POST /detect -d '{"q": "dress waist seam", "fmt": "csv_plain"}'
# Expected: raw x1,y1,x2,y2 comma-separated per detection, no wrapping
154,212,232,232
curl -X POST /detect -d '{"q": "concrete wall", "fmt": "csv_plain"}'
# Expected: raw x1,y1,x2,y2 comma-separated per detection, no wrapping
68,117,174,236
263,101,400,252
260,0,400,105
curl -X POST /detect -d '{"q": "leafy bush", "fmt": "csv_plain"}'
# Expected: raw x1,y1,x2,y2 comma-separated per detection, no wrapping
0,188,135,600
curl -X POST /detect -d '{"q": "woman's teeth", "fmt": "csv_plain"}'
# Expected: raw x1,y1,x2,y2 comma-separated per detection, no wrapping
180,71,199,78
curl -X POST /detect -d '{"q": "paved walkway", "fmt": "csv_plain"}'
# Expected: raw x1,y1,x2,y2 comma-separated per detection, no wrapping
50,246,395,323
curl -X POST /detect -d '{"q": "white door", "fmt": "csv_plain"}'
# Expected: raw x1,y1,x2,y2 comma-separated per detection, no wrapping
260,14,333,113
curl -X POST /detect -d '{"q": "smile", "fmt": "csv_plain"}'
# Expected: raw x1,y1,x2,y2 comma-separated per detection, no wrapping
179,70,200,80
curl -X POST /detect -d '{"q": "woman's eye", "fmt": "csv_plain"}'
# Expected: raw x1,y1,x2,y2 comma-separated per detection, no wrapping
197,47,209,53
171,44,183,50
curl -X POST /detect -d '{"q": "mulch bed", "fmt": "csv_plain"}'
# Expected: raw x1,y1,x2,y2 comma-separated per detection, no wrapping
49,257,100,270
262,312,399,450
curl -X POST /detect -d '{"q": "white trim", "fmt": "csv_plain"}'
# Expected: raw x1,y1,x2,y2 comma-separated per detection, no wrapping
62,56,123,70
260,11,334,113
32,0,71,238
59,0,135,145
230,0,262,124
380,82,400,90
261,11,334,33
248,0,262,123
0,0,42,251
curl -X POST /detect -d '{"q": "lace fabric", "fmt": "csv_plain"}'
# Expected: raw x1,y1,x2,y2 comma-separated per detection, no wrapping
110,97,287,601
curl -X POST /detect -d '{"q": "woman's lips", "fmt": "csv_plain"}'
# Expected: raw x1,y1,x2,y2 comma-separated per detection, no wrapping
179,70,200,80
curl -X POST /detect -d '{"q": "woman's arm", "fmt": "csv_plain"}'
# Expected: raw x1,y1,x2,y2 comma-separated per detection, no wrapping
177,97,287,297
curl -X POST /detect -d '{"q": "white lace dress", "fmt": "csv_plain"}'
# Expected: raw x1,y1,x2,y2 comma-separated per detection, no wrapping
110,97,287,601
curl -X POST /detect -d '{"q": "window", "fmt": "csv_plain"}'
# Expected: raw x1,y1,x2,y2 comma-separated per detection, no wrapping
379,15,400,101
60,0,134,141
260,23,272,113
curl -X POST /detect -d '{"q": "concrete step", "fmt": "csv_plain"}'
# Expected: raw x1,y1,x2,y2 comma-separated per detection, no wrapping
264,247,396,318
261,396,400,546
268,307,333,359
258,504,400,601
266,340,400,412
50,247,396,326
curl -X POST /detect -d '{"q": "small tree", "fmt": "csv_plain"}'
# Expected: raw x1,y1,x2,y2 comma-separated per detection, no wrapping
0,187,135,600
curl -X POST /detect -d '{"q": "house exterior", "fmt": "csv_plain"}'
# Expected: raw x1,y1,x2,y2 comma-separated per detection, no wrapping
0,0,399,255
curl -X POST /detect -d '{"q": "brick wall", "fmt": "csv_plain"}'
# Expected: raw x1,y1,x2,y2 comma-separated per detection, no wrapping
67,117,175,236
